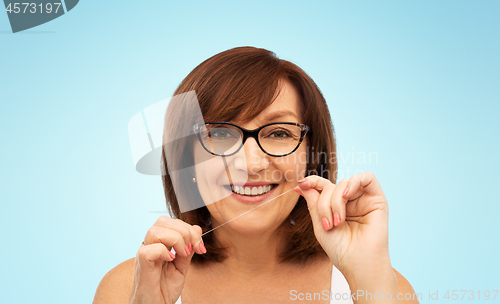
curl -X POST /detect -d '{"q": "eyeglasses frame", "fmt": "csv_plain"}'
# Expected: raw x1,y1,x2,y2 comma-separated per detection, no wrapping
193,121,310,157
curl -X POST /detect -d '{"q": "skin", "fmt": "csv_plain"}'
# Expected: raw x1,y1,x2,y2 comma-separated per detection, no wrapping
93,80,420,304
192,79,307,272
295,174,405,303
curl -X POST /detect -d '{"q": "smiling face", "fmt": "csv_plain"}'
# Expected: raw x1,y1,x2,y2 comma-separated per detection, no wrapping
192,80,308,235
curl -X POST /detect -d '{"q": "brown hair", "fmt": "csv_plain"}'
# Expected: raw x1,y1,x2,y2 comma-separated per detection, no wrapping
161,46,337,264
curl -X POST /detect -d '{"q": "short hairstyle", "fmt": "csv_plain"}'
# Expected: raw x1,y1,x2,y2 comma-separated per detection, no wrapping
161,46,338,264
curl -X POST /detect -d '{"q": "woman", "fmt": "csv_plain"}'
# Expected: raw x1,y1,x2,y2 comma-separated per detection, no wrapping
94,47,419,303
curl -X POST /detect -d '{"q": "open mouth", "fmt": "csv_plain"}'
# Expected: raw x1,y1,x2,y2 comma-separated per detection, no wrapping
228,184,278,196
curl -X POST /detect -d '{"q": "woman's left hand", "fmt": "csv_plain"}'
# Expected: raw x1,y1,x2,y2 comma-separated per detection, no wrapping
295,172,392,276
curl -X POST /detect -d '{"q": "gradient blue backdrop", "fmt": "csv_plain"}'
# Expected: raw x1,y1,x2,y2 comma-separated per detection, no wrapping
1,1,499,303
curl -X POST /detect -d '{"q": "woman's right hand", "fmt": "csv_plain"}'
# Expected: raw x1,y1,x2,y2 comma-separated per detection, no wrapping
129,216,207,304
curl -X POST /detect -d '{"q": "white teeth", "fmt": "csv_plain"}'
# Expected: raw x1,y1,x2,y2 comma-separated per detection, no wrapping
230,185,275,196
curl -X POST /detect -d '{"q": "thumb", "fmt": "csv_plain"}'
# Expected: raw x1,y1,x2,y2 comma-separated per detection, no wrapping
170,249,195,276
294,184,321,224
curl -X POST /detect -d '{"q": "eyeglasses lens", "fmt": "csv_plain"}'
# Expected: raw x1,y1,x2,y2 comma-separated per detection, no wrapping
199,124,302,157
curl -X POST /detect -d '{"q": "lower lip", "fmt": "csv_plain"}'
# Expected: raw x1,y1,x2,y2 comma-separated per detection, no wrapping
226,185,278,204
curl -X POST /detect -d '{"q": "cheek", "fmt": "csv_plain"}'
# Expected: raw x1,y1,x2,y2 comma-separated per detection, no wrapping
193,143,226,183
193,145,226,202
196,160,224,193
275,149,308,181
195,156,241,209
198,156,234,183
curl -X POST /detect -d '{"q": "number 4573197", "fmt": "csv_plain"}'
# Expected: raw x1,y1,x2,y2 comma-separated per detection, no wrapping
443,290,498,300
5,3,61,14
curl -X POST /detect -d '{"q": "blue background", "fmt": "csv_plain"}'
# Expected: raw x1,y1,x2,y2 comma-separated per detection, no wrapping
1,0,499,303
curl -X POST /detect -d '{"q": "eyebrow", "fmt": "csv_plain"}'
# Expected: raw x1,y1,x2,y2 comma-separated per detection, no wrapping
262,110,299,122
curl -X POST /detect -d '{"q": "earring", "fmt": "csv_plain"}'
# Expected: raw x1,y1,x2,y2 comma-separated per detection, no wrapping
290,218,295,226
192,177,196,183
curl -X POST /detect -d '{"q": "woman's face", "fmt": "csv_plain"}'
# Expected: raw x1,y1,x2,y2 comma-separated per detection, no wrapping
193,80,307,235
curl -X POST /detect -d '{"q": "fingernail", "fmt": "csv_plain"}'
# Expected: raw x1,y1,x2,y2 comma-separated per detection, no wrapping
293,188,303,196
342,187,349,197
169,251,176,259
188,242,192,252
185,245,191,255
322,217,330,231
298,178,306,183
199,242,207,254
333,212,340,226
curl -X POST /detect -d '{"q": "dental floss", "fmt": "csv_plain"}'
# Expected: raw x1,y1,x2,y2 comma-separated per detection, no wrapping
193,188,295,246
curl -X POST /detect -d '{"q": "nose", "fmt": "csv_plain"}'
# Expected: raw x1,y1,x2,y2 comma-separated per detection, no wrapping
233,137,270,175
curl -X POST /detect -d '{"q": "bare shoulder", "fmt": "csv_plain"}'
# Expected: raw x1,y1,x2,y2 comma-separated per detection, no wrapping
93,258,136,304
393,267,420,304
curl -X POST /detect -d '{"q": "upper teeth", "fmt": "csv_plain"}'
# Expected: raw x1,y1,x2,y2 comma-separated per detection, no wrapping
230,185,273,196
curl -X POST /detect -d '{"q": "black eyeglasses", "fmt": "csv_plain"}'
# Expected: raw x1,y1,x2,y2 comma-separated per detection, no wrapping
193,122,309,157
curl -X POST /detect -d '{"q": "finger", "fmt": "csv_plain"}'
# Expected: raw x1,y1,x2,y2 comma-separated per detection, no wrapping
172,225,205,275
154,215,175,226
163,219,194,255
153,216,192,255
297,175,333,192
297,175,336,226
294,185,320,224
144,226,189,257
343,171,383,199
295,183,321,203
295,176,323,209
188,225,206,255
135,243,175,288
136,243,175,270
315,183,336,231
330,178,349,227
193,237,207,255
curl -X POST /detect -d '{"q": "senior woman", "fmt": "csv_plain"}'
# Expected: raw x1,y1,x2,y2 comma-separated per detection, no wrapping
94,47,418,304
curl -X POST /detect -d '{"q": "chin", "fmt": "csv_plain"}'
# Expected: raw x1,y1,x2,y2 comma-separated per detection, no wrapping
221,211,285,236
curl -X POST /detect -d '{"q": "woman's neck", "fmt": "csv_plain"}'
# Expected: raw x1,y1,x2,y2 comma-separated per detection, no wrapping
213,225,287,278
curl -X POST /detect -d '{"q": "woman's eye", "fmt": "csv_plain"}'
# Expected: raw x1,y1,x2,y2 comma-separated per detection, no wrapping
215,131,227,137
211,129,233,138
270,130,290,138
